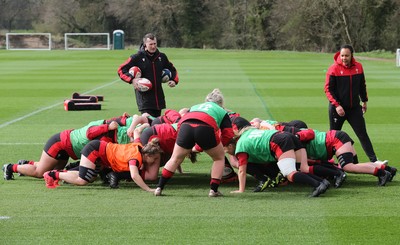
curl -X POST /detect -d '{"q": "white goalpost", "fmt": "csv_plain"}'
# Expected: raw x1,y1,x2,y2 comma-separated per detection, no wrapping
6,33,52,50
396,49,400,67
64,33,110,50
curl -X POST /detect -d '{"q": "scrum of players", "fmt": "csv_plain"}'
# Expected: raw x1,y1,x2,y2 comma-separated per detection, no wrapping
2,88,396,198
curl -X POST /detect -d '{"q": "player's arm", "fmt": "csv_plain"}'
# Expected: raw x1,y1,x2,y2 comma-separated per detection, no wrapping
127,114,149,138
231,152,248,193
129,159,154,192
86,121,118,140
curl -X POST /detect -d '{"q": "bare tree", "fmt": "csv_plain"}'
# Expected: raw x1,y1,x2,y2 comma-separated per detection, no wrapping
0,0,40,31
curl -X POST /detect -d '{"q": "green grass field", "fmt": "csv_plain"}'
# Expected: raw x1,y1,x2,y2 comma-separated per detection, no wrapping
0,49,399,244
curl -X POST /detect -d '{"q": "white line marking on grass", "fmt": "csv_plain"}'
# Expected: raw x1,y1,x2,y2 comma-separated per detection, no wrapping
0,79,119,129
247,79,275,120
0,216,11,220
0,143,43,145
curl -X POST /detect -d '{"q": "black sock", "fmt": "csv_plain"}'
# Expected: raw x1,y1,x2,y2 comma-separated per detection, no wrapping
7,164,14,172
292,172,320,187
157,168,174,189
384,166,393,172
157,176,170,189
376,169,386,176
307,173,324,182
210,178,221,192
312,165,341,178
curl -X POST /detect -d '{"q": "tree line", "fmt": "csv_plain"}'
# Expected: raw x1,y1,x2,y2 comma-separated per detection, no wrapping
1,0,399,52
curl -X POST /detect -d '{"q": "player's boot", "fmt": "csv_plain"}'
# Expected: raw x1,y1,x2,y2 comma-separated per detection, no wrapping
154,187,163,196
310,179,330,197
389,167,397,182
378,170,391,186
106,171,119,189
2,164,14,180
208,189,223,197
253,177,273,192
43,171,59,189
334,171,346,188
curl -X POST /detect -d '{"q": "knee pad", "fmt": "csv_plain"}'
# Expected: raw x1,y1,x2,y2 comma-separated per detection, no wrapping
276,158,296,177
337,152,354,168
79,166,97,182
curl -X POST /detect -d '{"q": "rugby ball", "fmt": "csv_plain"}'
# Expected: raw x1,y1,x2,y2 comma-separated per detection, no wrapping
129,66,141,78
161,69,172,83
223,166,234,177
135,78,152,92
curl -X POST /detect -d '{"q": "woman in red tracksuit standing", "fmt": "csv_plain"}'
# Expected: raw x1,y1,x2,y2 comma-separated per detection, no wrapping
324,44,386,164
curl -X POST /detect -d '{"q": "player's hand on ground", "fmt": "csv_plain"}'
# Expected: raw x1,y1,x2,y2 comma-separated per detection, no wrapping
230,190,244,194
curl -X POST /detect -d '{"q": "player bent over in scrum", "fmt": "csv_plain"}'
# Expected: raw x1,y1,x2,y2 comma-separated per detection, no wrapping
43,138,162,192
225,127,330,197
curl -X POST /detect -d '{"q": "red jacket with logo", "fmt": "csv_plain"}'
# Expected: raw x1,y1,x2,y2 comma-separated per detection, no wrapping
324,51,368,109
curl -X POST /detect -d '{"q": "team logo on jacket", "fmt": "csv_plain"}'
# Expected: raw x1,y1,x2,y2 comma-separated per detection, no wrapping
158,57,162,61
340,70,343,75
142,58,145,62
356,68,359,74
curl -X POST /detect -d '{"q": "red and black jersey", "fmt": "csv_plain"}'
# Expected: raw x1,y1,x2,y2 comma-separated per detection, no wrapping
117,49,179,111
324,51,368,109
160,109,181,124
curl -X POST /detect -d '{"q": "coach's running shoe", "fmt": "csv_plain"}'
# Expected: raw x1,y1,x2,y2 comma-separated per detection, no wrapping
334,171,346,188
43,171,59,189
2,164,14,180
208,189,223,197
310,179,330,197
389,167,397,182
106,171,119,189
253,178,273,192
378,170,391,186
154,187,163,196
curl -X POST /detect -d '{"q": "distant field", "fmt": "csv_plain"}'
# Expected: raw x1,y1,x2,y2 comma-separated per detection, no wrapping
0,49,399,244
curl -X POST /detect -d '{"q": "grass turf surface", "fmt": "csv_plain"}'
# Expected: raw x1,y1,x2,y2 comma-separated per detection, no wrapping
0,49,399,244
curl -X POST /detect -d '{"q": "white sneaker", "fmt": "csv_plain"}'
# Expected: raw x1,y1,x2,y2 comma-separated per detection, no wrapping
154,187,162,196
375,160,388,165
208,189,223,197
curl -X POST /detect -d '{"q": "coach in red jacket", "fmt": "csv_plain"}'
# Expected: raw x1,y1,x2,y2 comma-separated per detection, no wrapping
118,33,179,117
324,44,384,164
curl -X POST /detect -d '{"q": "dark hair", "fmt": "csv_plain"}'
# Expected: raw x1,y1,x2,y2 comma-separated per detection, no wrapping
340,44,354,54
231,116,251,131
143,33,156,43
281,120,308,129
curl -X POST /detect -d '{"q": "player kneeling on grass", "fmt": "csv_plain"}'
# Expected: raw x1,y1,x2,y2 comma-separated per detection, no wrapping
225,127,330,197
43,138,162,192
2,117,125,181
